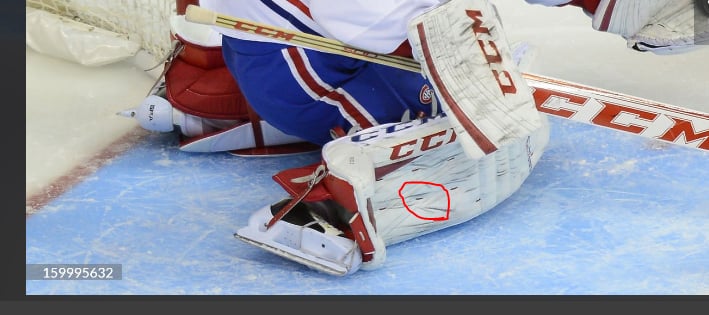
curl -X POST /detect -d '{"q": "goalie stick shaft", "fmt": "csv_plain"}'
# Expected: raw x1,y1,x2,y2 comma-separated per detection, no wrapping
185,5,420,72
185,5,709,152
699,0,709,16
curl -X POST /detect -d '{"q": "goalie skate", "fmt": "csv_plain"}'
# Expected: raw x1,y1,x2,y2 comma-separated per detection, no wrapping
235,198,363,276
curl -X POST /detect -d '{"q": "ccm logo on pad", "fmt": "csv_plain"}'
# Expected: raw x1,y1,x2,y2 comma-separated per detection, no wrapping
467,10,517,95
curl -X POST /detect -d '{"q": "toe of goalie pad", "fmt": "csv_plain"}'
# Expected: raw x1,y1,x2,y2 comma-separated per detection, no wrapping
235,199,363,276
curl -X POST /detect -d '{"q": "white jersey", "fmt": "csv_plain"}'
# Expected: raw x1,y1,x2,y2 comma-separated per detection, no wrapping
198,0,446,54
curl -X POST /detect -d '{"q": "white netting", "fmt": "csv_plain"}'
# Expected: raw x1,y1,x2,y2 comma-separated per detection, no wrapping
26,0,177,63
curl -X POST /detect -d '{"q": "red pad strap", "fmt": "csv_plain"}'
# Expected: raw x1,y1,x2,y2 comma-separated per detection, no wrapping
246,102,265,148
323,175,377,262
272,163,333,202
272,163,379,262
390,40,414,58
174,33,225,69
347,211,376,262
266,163,327,229
563,0,601,14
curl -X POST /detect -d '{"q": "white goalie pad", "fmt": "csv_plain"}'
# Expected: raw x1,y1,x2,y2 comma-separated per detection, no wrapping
236,112,550,275
324,113,550,258
407,0,545,159
592,0,708,54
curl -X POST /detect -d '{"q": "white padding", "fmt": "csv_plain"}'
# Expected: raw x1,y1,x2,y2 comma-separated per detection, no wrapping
591,0,669,37
170,15,223,47
629,0,706,54
322,113,550,267
26,7,140,66
407,0,544,159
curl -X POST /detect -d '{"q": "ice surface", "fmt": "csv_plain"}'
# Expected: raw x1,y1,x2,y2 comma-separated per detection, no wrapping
26,1,709,294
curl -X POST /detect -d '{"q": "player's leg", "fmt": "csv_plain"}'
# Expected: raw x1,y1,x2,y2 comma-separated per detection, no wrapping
220,37,441,145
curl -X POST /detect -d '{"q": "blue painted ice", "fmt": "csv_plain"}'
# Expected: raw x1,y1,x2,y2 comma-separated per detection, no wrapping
25,0,709,295
26,115,709,294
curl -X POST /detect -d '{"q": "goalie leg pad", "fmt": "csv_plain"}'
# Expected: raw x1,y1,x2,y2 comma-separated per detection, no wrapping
236,113,550,275
407,0,545,159
323,114,550,251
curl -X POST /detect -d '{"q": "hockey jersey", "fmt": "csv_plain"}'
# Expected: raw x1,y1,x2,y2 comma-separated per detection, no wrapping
198,0,446,54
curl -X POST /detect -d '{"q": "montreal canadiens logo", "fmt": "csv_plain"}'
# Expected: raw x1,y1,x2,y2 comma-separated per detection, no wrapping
419,84,434,104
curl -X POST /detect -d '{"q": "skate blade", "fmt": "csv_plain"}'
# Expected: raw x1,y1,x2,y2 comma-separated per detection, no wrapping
234,232,357,276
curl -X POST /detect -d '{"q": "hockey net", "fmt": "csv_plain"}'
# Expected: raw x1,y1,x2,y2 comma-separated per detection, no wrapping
26,0,177,67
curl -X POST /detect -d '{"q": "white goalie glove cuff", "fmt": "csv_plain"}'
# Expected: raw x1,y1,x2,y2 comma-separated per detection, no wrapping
592,0,708,54
407,0,545,160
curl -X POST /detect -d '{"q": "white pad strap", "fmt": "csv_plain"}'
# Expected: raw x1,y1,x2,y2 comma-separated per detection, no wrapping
407,0,544,160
